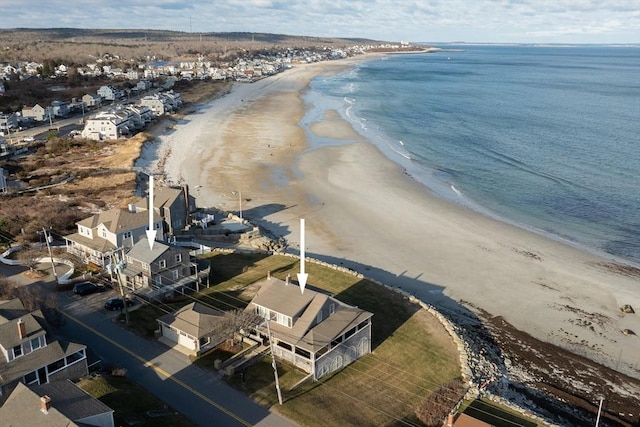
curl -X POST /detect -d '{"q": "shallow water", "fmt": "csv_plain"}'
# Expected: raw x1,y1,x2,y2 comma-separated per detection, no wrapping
304,45,640,264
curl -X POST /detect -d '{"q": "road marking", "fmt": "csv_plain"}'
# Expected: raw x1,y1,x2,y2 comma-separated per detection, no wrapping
60,311,252,427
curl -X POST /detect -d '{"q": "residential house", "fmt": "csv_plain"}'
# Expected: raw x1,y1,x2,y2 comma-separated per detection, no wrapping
64,207,164,267
135,185,195,235
246,274,373,380
96,85,121,102
0,299,88,398
21,104,52,123
50,100,69,118
82,93,101,108
80,110,134,140
136,80,152,92
157,302,225,356
124,105,153,130
138,94,170,116
119,238,194,293
0,380,114,427
0,113,18,134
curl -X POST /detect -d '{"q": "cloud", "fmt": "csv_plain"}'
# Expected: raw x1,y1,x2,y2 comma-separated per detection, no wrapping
1,0,638,43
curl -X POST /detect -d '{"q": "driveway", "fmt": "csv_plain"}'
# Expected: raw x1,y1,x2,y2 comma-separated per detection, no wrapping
56,289,297,427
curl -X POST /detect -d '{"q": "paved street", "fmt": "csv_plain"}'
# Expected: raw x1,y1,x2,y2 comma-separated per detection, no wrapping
56,289,297,427
1,260,296,427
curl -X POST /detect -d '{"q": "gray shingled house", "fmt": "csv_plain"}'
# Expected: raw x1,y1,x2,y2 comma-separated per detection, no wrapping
246,275,373,380
135,185,196,236
0,299,88,398
120,238,194,294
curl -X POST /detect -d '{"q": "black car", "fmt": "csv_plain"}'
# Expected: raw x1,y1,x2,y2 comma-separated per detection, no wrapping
104,297,135,311
72,282,106,296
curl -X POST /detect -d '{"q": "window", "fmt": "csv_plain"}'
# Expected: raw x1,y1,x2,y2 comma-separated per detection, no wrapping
12,344,22,359
142,263,149,271
329,303,336,316
175,253,182,263
155,276,163,286
47,358,66,374
24,371,38,385
123,231,132,239
345,327,357,340
199,336,211,347
172,269,179,280
101,228,107,238
295,347,311,359
277,341,292,351
30,337,41,351
316,311,323,324
159,259,166,269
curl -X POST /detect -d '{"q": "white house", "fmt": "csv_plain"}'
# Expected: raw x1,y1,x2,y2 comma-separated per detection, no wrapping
80,111,134,140
246,274,373,380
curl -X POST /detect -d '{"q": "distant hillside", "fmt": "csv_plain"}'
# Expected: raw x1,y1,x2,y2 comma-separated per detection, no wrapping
0,28,382,63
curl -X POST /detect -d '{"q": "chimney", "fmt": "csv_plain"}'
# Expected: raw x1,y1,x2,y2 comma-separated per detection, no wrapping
267,270,271,280
40,395,52,413
17,319,25,340
446,413,455,427
285,274,290,286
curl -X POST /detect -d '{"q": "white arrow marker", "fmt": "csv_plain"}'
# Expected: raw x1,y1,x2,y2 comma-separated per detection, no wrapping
145,174,157,250
297,218,308,294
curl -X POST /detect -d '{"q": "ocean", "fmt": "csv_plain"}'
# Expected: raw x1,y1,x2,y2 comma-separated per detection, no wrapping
303,45,640,264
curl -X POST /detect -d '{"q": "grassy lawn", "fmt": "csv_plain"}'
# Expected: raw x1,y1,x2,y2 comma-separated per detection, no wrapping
126,252,462,426
77,375,195,427
460,398,541,427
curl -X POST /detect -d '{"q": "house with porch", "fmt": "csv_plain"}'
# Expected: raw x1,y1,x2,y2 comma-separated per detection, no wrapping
82,93,102,108
157,302,226,356
246,274,373,380
0,299,88,399
119,238,194,294
64,207,163,268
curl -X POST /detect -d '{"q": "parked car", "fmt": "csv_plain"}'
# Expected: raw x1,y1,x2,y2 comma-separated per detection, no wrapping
73,282,106,296
104,297,135,311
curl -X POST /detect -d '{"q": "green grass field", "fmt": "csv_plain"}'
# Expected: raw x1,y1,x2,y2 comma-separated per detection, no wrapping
126,252,462,426
77,375,195,427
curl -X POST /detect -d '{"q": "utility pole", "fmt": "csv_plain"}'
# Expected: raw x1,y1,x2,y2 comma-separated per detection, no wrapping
266,320,283,405
239,190,243,220
42,228,58,285
595,396,604,426
111,251,130,325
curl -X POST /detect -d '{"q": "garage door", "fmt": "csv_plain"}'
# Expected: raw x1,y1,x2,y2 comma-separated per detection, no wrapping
178,331,196,350
161,324,179,343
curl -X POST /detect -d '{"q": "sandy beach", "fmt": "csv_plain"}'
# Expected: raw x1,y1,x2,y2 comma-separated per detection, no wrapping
146,55,640,379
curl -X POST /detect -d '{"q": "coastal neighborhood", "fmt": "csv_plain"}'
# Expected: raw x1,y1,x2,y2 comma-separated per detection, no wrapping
1,28,639,427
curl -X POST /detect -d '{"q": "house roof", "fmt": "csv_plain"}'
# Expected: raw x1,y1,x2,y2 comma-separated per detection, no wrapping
30,379,113,423
0,339,86,385
0,383,78,427
0,298,29,322
248,277,373,353
157,302,225,339
76,208,158,233
250,277,315,319
0,309,46,349
125,238,170,264
63,232,116,254
153,186,183,210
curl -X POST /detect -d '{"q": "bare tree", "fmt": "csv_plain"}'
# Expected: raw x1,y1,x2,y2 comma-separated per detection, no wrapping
214,309,263,346
19,246,43,272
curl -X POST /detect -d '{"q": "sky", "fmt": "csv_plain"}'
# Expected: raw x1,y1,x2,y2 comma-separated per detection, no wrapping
1,0,639,44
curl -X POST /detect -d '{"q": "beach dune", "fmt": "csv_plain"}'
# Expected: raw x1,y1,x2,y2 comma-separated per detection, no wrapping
152,56,640,378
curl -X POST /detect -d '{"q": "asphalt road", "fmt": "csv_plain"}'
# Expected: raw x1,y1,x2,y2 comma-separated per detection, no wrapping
55,289,297,427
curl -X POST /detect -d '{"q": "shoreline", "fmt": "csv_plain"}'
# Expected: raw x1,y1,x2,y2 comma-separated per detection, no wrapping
148,54,640,379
